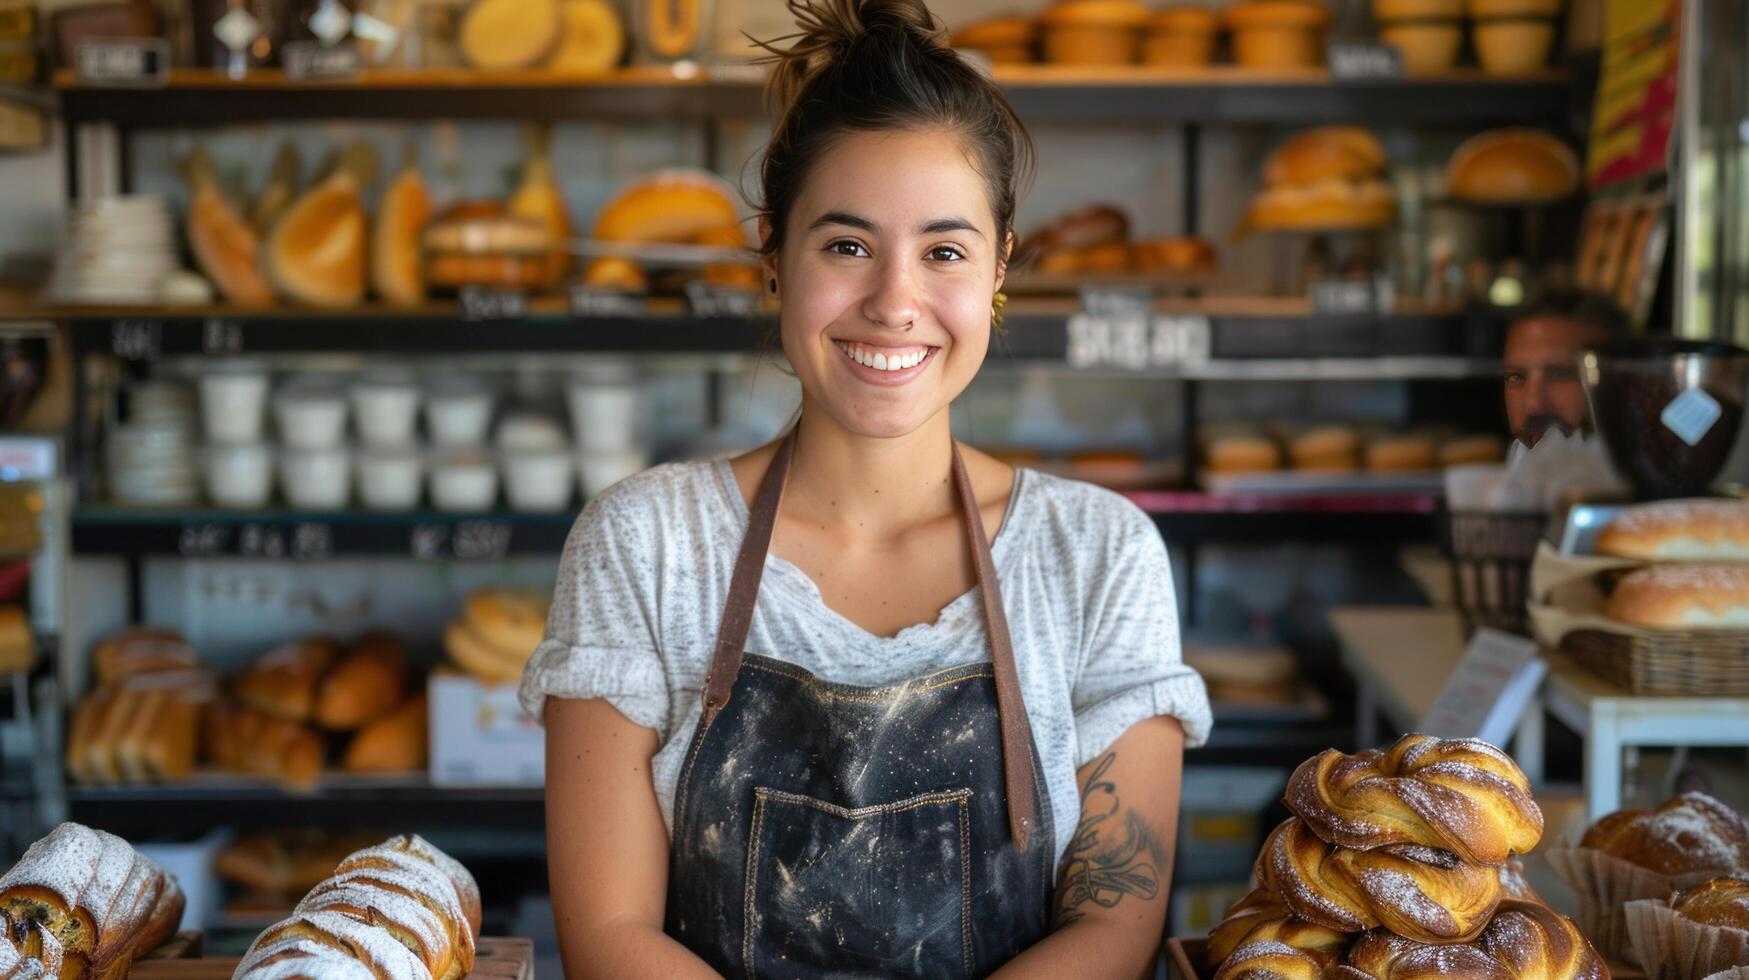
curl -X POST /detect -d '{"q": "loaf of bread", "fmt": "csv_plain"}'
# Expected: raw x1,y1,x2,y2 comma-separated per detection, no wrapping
1364,435,1435,474
215,831,381,897
1206,434,1281,475
1289,426,1360,473
0,823,184,980
91,627,196,686
235,835,481,980
1578,791,1749,876
65,671,212,784
1255,817,1502,944
0,924,63,979
1672,876,1749,931
1214,940,1328,980
1437,434,1506,468
342,694,428,773
1337,900,1604,980
235,638,342,722
1605,564,1749,629
205,700,324,791
1285,734,1543,867
315,633,407,731
1206,888,1350,972
462,588,549,659
1595,499,1749,560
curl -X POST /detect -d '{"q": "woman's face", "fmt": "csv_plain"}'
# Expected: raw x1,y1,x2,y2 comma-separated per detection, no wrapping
767,127,1007,440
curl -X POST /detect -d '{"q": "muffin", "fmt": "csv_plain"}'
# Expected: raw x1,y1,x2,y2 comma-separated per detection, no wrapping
1037,0,1150,65
1143,6,1218,67
951,15,1036,64
1225,0,1332,69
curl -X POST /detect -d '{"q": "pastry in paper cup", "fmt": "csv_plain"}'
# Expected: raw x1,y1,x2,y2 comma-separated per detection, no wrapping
1546,843,1683,962
1625,882,1749,980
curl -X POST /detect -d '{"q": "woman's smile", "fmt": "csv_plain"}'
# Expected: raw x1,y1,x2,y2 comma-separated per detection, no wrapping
831,339,941,385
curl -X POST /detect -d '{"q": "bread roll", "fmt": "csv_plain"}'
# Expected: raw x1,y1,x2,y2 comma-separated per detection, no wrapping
1606,564,1749,629
235,637,342,722
92,627,196,686
1290,426,1360,472
206,699,324,791
215,831,382,897
1246,178,1397,231
1340,899,1604,980
1672,876,1749,931
951,14,1034,62
1595,500,1749,560
1023,204,1129,257
1447,128,1580,204
592,170,738,244
1365,434,1436,473
1206,434,1281,474
342,693,428,773
462,588,550,662
583,256,646,291
1263,127,1387,188
1206,888,1350,973
444,619,528,684
1438,434,1506,467
1579,791,1749,876
315,632,408,731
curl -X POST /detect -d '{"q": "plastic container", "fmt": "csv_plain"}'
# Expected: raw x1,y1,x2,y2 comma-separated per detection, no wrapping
275,379,349,450
425,376,495,447
280,446,351,510
505,449,575,512
566,369,643,453
578,448,650,500
351,372,422,448
357,446,425,511
199,362,269,444
431,450,499,511
1379,22,1462,76
202,442,273,509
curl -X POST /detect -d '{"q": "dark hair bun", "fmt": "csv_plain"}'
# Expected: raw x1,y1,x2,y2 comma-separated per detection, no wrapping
759,0,950,122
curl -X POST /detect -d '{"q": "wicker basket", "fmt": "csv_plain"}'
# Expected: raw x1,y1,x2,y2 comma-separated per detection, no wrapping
1564,628,1749,695
1444,510,1551,635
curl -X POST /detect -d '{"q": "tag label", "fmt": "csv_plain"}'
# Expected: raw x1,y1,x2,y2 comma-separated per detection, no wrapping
111,319,161,361
1661,388,1723,447
1327,42,1403,81
283,40,361,81
570,285,646,318
1419,628,1546,747
1066,314,1211,371
1310,276,1396,316
75,39,171,86
684,280,758,318
459,287,529,323
203,318,244,354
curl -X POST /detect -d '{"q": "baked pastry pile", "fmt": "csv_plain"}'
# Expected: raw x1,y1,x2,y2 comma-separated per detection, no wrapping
443,586,549,684
1207,734,1605,980
0,822,185,980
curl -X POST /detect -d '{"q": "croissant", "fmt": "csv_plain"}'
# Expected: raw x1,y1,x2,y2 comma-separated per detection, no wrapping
1286,734,1543,867
1255,817,1503,944
1214,940,1330,980
1579,791,1749,876
1673,875,1749,931
1336,900,1606,980
1207,888,1351,970
0,823,184,980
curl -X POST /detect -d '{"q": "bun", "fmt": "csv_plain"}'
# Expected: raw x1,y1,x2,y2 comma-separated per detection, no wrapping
1206,434,1281,474
950,14,1034,54
1672,876,1749,931
1595,499,1749,560
0,822,184,980
1247,179,1396,231
1285,734,1543,867
1023,204,1130,261
1605,564,1749,629
1338,899,1605,980
583,257,646,290
1438,434,1505,467
1264,128,1387,188
1365,435,1435,473
205,699,324,790
592,170,739,244
1579,791,1749,876
1447,129,1579,204
1215,941,1330,980
315,632,408,731
1291,426,1360,472
1207,888,1350,972
92,627,197,686
462,588,550,661
235,637,342,722
342,693,429,773
1256,817,1502,943
215,831,381,896
1225,0,1332,30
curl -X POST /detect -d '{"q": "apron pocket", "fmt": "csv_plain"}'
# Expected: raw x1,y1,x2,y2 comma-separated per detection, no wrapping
744,786,974,980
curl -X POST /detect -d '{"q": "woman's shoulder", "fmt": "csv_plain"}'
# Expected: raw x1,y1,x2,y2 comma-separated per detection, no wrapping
1015,467,1156,540
570,457,736,544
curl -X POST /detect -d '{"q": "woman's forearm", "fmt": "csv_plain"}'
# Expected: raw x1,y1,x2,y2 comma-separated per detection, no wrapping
560,919,721,980
987,918,1160,980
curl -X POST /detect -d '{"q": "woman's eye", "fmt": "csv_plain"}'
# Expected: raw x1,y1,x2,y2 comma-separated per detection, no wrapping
826,240,868,257
928,246,966,262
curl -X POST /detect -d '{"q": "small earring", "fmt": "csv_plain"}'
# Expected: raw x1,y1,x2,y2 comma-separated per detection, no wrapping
991,291,1008,335
769,278,778,295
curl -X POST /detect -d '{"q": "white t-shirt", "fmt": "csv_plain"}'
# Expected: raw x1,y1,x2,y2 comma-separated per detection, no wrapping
519,458,1212,866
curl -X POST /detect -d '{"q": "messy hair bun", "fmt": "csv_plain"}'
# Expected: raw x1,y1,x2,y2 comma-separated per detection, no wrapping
752,0,1034,259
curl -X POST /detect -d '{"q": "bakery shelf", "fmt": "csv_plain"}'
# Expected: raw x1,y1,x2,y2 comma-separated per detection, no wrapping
65,772,544,833
54,66,1574,126
1130,491,1440,545
71,506,576,559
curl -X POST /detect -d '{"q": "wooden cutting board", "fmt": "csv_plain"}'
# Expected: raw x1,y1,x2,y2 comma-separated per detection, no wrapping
129,936,534,978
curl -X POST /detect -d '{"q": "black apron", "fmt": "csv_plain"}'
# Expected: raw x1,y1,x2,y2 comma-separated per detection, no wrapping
665,432,1055,978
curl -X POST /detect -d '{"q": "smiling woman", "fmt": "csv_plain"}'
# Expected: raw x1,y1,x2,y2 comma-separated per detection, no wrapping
524,1,1211,977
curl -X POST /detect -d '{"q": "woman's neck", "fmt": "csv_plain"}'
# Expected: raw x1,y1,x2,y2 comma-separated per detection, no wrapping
782,401,958,539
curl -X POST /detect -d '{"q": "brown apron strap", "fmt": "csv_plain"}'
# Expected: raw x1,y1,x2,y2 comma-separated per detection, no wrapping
699,429,1040,850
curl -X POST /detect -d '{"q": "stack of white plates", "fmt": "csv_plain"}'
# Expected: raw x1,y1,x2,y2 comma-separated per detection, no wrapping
50,197,180,305
107,383,200,506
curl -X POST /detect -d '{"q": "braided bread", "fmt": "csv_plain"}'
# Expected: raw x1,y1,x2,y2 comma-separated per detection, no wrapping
1256,818,1502,944
0,823,184,980
0,923,62,980
1214,941,1329,980
1285,735,1542,867
1207,888,1351,970
1337,900,1605,980
1673,875,1749,931
1579,791,1749,876
236,835,480,980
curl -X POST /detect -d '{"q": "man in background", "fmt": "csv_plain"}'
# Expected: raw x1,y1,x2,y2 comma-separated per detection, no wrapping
1503,292,1629,455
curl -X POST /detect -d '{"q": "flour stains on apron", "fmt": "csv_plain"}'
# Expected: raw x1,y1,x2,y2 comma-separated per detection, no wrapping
665,433,1054,978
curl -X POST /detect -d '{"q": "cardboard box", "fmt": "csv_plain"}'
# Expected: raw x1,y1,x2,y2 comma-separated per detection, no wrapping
429,674,544,786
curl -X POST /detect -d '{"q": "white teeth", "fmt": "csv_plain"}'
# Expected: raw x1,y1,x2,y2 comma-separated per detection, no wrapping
873,352,889,370
837,342,928,372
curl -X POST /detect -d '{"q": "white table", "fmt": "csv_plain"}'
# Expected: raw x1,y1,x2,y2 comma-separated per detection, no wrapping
1330,606,1749,819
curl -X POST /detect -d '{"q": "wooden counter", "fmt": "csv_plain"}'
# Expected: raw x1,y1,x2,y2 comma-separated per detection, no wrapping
129,936,533,978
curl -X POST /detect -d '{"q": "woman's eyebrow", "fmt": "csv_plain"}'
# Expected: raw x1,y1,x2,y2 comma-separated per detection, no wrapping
918,217,984,238
809,210,878,233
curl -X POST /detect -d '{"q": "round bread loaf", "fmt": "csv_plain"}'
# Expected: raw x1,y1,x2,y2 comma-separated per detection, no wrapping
1605,564,1749,629
1365,435,1436,473
1578,791,1749,876
1672,876,1749,932
1263,127,1387,188
1595,499,1749,560
1447,128,1579,204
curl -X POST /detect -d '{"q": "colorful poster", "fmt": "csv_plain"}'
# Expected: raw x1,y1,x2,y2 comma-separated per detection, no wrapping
1588,0,1681,189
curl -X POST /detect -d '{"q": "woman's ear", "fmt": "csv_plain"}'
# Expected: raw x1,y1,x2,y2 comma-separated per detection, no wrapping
994,230,1014,292
758,215,778,288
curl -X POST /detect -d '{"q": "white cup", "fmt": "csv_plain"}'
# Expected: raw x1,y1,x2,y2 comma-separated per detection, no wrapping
578,448,650,499
431,450,499,512
202,443,273,508
200,365,269,444
566,375,642,453
351,373,422,448
357,446,425,512
505,449,575,512
275,380,349,450
496,414,568,453
280,446,352,509
425,377,495,447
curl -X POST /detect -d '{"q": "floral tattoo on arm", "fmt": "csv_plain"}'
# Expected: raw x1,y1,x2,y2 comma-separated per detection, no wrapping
1053,751,1166,927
